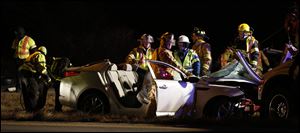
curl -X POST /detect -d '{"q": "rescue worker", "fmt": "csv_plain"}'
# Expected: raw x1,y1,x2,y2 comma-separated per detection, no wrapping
18,46,51,112
11,26,37,67
153,32,193,78
191,27,212,76
174,35,201,77
284,3,299,49
281,4,299,63
220,23,260,76
137,32,193,118
49,57,71,112
125,34,155,71
11,26,37,91
125,34,155,93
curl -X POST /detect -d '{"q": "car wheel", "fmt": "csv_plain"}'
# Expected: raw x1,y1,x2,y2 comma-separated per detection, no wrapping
265,90,290,120
204,97,234,120
78,93,108,114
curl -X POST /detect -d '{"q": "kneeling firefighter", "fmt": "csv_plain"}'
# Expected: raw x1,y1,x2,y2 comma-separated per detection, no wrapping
18,46,51,112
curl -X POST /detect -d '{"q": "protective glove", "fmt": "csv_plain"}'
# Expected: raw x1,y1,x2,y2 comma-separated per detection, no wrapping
132,63,139,71
201,69,209,76
42,74,52,83
185,71,194,78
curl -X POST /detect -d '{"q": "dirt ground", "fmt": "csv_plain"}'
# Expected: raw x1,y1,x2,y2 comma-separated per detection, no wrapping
1,88,298,131
1,88,156,122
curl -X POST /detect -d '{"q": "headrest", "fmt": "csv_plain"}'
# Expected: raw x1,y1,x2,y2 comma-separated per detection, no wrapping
124,64,132,71
109,64,118,71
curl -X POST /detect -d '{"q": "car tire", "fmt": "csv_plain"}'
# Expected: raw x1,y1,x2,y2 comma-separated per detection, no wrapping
263,88,291,120
78,92,108,114
203,97,234,120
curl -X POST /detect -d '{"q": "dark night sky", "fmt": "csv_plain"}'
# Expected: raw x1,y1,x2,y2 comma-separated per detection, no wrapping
1,0,297,76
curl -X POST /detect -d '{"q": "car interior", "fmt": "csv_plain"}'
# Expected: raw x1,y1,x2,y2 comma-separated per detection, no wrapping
106,64,142,107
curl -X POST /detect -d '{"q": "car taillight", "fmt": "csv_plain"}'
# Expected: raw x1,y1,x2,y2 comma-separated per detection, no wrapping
64,71,80,77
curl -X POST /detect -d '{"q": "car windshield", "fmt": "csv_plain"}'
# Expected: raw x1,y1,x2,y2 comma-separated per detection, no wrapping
208,50,262,84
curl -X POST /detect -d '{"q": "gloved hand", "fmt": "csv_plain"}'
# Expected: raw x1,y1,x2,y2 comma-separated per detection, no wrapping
42,74,52,83
132,63,139,71
185,71,194,77
201,69,209,76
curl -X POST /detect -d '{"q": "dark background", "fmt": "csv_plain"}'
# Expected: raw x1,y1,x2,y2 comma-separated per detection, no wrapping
1,0,296,77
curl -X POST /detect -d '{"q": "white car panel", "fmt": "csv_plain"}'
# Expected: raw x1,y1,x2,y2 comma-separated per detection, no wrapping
155,79,194,114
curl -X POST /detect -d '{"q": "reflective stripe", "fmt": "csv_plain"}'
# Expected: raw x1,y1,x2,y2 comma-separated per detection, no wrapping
203,64,210,70
251,60,258,66
174,50,199,70
135,47,153,70
21,36,29,56
250,47,259,53
17,36,36,59
21,51,47,74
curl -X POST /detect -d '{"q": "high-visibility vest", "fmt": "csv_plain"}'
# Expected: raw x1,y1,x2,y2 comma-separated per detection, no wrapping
12,36,37,59
19,51,47,75
153,47,192,77
174,49,200,72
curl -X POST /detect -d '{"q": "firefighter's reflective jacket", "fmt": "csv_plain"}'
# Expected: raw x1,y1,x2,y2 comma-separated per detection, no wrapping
152,47,193,77
125,45,154,70
235,36,259,67
192,38,212,76
19,51,47,75
173,49,201,76
11,35,36,60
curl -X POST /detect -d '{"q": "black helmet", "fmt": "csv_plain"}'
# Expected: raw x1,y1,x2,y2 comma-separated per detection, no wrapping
14,26,26,38
193,27,209,40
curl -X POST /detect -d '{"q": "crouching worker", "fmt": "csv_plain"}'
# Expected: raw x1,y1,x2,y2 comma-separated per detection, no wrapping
18,46,51,112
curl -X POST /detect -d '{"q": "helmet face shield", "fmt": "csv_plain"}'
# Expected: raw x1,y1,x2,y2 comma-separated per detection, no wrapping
139,34,154,48
160,32,176,48
166,36,175,49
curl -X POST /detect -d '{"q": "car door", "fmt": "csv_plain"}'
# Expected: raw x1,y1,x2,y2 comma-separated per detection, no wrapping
147,60,195,116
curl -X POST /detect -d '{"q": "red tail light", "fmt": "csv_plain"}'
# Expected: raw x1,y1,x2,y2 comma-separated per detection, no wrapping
64,71,80,77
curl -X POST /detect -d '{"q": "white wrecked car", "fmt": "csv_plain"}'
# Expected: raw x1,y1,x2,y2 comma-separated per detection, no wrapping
59,51,257,119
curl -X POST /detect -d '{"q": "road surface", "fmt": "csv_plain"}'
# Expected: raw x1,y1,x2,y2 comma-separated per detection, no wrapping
1,120,209,132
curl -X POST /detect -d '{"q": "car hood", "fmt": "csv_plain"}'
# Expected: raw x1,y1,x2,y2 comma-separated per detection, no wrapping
262,60,293,80
205,50,262,85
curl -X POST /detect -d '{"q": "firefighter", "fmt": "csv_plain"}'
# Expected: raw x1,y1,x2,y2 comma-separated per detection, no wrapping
281,3,299,63
18,46,51,112
191,27,212,76
174,35,201,77
11,26,37,67
153,32,193,78
11,26,37,91
125,34,155,95
48,57,71,112
137,32,193,118
221,23,260,76
284,3,299,49
125,34,155,71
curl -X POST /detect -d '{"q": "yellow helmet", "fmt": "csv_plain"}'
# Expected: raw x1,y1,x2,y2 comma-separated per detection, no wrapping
38,46,47,55
238,23,250,32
